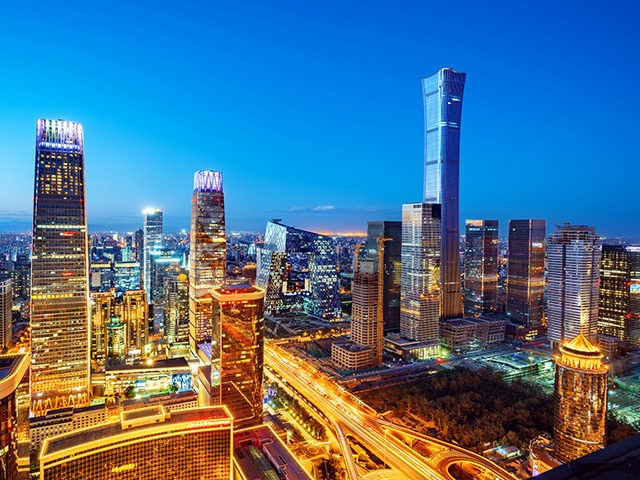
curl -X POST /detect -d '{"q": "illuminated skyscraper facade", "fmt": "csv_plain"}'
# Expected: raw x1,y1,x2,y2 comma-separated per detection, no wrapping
212,284,265,429
553,334,607,462
598,245,640,344
400,203,441,344
364,221,402,332
143,208,163,300
423,68,466,320
547,225,601,350
463,220,498,317
0,276,12,350
350,259,381,366
189,170,226,354
31,119,90,414
256,221,340,320
165,268,189,345
506,219,546,329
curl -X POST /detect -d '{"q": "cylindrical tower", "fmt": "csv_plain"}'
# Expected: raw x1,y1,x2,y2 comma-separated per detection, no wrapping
553,334,608,462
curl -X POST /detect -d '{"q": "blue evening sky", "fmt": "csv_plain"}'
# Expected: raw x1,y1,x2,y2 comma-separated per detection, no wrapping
0,1,638,237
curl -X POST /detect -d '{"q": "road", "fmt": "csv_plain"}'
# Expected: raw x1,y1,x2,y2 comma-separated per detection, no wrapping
264,343,518,480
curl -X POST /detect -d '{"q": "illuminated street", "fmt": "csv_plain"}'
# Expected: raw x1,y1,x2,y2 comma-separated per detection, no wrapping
265,343,518,480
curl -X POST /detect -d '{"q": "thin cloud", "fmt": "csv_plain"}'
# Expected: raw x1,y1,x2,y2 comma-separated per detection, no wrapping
313,205,336,212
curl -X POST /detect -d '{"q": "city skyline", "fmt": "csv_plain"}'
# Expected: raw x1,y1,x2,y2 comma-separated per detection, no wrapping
1,2,639,237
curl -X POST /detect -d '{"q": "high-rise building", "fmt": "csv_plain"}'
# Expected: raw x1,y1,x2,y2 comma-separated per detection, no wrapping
134,228,144,263
90,291,115,369
400,203,441,346
553,334,607,462
422,68,466,320
212,284,265,429
39,406,233,480
364,221,402,332
351,259,381,366
31,119,90,415
0,355,30,480
598,245,640,343
506,220,546,329
256,221,341,320
189,171,226,355
463,220,498,317
143,208,163,300
0,276,12,350
165,268,189,345
547,225,602,350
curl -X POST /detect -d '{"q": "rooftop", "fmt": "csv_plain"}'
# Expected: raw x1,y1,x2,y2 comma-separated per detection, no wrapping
41,406,232,459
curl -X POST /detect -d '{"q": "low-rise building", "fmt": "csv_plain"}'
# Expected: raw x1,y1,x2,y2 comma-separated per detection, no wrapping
331,341,374,371
440,316,506,351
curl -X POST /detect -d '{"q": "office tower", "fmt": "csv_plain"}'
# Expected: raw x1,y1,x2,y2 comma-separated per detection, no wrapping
113,261,141,291
256,221,341,320
165,268,189,345
0,276,11,350
189,171,226,354
547,225,602,350
39,406,233,480
90,291,115,369
422,68,466,320
143,208,163,300
365,221,402,332
9,254,30,301
119,289,149,351
598,245,640,343
134,228,144,263
400,203,441,344
90,289,148,368
553,334,607,462
106,317,126,362
0,355,30,480
350,258,382,367
506,220,546,329
463,220,498,317
212,284,265,429
31,119,90,415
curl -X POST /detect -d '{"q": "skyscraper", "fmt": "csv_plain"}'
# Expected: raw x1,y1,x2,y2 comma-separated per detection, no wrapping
553,334,607,462
31,119,90,415
189,170,226,355
422,68,466,320
0,276,12,351
143,208,163,300
364,221,402,332
506,220,546,329
547,225,602,350
0,355,30,480
597,245,640,343
165,268,189,345
212,284,265,429
350,258,382,367
256,221,341,320
400,203,441,346
463,220,498,317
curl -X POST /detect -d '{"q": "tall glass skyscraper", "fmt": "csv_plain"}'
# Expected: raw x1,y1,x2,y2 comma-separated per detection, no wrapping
463,220,498,317
143,208,163,300
400,203,441,344
31,119,90,415
189,171,226,355
506,219,546,329
423,68,466,320
212,284,265,429
256,221,341,320
547,225,602,350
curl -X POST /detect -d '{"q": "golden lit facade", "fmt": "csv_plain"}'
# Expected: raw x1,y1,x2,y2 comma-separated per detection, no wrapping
0,355,30,480
463,220,498,317
553,334,608,462
31,119,90,415
212,284,265,429
189,171,226,354
39,406,233,480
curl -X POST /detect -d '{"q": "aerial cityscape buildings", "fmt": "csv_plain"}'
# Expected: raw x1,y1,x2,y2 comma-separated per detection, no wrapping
0,53,636,480
30,119,91,415
422,68,466,320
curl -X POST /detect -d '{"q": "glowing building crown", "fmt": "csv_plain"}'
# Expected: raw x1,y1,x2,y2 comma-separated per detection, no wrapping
194,170,223,193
